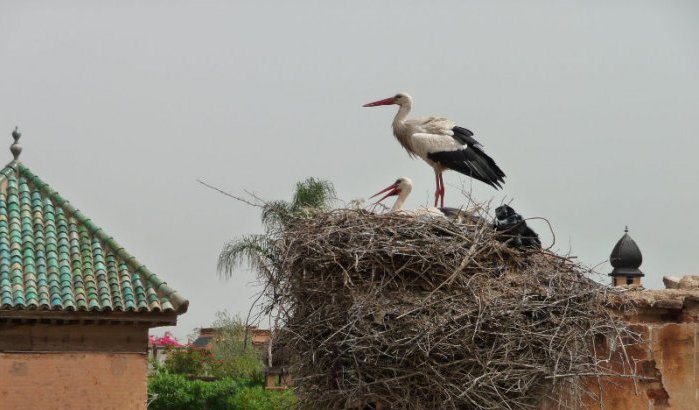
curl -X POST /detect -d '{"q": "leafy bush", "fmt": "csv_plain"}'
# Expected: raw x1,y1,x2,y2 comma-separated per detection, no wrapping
227,385,297,410
162,313,264,380
163,347,215,376
208,312,264,381
148,373,239,410
148,373,295,410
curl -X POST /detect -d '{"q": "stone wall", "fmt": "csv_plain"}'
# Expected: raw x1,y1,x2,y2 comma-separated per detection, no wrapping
581,289,699,409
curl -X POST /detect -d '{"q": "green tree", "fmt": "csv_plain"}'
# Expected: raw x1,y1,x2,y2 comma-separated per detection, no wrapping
217,177,336,280
209,312,264,380
163,347,213,376
217,177,336,367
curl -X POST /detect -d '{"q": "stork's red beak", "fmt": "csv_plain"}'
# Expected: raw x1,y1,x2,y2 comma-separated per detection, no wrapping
362,97,396,107
370,182,400,204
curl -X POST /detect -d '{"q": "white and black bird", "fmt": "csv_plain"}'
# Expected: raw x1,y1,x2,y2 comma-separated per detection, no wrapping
363,93,505,207
370,177,442,216
370,176,473,222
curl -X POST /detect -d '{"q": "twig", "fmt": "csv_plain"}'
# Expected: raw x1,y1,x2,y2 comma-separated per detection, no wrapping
196,179,263,207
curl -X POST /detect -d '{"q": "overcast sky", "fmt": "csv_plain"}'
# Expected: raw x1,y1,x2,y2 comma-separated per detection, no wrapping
2,1,698,339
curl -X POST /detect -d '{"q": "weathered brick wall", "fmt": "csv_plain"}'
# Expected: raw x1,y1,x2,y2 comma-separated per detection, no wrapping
0,352,147,410
0,324,150,410
578,289,699,409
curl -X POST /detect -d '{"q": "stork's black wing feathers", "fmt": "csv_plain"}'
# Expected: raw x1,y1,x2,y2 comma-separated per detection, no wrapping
451,126,479,146
428,126,506,189
428,149,505,188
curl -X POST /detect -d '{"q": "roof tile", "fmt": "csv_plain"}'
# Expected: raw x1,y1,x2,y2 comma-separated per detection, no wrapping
0,161,188,314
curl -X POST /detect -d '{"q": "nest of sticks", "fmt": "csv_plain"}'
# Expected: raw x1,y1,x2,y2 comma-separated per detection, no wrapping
266,207,637,409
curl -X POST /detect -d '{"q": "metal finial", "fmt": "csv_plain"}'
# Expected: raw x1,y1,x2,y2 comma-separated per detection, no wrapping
10,127,22,161
624,226,628,233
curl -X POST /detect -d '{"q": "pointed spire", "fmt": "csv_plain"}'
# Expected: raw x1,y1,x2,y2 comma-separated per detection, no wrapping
10,127,22,161
624,225,628,233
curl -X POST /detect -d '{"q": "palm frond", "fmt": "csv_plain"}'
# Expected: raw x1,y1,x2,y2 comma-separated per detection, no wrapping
218,177,335,282
290,177,336,213
261,200,291,232
217,234,277,280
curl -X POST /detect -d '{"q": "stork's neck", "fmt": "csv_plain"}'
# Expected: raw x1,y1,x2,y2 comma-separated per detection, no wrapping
391,192,408,211
391,103,413,153
391,183,412,211
392,103,411,130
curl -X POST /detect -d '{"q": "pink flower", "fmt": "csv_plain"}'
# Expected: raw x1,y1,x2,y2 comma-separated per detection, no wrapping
150,331,184,347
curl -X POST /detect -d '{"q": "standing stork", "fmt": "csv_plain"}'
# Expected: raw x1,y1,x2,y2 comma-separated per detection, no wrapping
363,93,505,207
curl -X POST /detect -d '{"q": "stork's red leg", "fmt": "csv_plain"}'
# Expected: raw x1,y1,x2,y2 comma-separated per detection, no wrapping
438,173,445,208
434,172,441,207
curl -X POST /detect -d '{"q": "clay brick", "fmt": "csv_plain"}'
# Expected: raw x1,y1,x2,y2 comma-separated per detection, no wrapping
0,353,147,410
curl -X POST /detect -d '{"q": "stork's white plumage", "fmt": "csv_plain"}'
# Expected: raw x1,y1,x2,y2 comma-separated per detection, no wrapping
363,93,505,207
369,177,448,218
371,177,487,229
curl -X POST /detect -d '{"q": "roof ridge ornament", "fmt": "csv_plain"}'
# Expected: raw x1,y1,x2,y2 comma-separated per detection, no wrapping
10,126,22,161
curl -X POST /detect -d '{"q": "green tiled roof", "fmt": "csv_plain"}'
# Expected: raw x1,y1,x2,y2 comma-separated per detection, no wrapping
0,161,188,314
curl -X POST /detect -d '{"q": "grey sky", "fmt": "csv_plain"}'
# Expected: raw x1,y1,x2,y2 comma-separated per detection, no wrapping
2,1,698,339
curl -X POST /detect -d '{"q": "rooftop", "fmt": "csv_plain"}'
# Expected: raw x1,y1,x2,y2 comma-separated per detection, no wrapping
0,129,187,322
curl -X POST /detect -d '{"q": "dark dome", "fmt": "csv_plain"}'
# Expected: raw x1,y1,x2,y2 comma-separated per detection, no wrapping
609,227,643,277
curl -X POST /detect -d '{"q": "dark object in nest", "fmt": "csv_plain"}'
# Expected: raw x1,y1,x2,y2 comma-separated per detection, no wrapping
494,204,541,250
265,209,635,410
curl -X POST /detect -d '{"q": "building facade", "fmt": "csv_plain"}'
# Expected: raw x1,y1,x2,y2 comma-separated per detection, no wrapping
0,130,187,410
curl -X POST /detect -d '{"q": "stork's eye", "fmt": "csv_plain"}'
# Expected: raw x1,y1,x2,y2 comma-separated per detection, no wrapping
395,179,401,184
394,95,401,99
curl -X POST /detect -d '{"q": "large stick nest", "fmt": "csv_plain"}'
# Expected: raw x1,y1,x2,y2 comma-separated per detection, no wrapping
266,208,636,409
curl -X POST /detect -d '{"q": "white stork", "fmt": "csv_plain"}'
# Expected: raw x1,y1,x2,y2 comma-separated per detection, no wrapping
370,176,470,220
363,93,505,207
370,177,423,213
